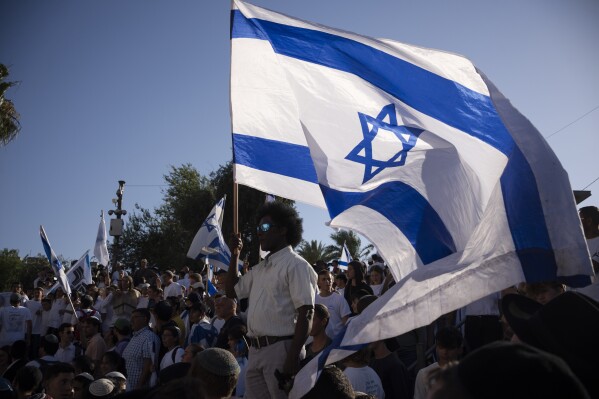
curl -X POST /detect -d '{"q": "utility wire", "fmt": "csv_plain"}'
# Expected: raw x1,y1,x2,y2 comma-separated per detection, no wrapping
582,176,599,191
545,105,599,140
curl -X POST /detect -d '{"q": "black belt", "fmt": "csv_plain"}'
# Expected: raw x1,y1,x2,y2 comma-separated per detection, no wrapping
248,335,294,349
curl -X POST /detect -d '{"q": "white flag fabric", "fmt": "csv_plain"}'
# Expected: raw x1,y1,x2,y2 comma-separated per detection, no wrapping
49,251,92,294
40,225,72,296
187,197,233,271
337,241,351,271
94,211,110,271
230,2,594,397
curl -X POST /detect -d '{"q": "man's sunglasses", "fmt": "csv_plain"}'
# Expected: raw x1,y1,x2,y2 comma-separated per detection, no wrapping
256,223,277,233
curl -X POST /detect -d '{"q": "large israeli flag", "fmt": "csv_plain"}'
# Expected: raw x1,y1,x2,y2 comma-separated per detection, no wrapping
40,225,72,296
187,197,233,271
230,1,594,396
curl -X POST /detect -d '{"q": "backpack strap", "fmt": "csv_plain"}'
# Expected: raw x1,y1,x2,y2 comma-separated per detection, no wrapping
171,346,182,363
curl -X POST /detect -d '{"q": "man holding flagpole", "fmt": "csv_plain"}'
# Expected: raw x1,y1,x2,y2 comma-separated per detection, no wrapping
226,201,317,398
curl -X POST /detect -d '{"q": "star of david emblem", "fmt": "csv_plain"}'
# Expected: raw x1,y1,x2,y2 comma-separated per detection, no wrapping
346,104,423,184
202,212,218,232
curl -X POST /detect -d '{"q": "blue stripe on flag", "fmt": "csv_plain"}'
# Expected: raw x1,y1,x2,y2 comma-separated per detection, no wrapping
499,145,590,286
233,133,318,183
231,10,514,156
321,182,456,265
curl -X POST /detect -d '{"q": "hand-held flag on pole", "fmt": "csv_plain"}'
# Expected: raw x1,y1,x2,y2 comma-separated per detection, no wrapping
40,225,72,296
230,1,594,397
338,241,351,271
187,197,234,271
206,264,218,296
48,251,92,294
94,210,110,272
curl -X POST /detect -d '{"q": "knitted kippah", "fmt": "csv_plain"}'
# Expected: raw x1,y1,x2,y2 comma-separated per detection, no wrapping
196,348,240,376
88,378,115,397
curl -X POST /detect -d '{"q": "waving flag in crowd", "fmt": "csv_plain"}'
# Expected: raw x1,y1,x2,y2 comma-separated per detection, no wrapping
337,241,352,271
94,210,110,271
40,225,72,296
187,196,234,271
230,1,594,396
49,251,92,294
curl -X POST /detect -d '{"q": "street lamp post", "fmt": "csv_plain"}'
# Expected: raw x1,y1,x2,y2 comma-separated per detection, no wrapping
108,180,127,271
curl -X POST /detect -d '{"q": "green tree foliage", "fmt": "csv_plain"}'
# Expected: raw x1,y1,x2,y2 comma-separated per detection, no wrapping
328,229,373,261
0,250,50,291
297,240,336,265
120,162,282,272
210,162,295,266
0,64,21,147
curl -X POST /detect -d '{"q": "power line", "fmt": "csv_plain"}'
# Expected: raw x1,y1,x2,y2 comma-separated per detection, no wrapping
545,105,599,140
582,176,599,191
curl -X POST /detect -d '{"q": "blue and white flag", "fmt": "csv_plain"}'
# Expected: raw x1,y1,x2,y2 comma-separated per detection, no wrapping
206,264,219,296
49,251,92,294
337,241,351,271
94,211,110,272
230,2,594,397
187,197,233,271
40,225,72,296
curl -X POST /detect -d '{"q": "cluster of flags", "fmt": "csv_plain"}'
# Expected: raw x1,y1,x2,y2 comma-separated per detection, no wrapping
39,211,109,296
229,1,594,397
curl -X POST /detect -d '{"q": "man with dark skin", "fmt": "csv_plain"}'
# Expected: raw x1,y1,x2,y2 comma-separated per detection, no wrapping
226,202,318,398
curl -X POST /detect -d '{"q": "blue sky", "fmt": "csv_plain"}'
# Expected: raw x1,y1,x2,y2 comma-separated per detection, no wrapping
1,0,597,262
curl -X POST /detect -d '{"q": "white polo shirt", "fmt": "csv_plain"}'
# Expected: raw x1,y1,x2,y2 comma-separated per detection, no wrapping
235,246,318,337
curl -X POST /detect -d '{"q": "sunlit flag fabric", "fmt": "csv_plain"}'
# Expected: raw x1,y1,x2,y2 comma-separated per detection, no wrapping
94,211,110,271
187,197,233,271
231,1,595,396
337,241,351,271
40,225,72,296
49,251,92,294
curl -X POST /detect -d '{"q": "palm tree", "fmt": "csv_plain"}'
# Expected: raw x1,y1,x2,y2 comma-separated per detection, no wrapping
328,230,373,261
296,240,336,265
0,64,21,147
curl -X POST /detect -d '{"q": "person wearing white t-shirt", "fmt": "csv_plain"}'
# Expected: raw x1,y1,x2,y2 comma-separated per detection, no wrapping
315,270,351,339
0,293,32,348
413,326,464,399
25,287,44,357
341,347,385,399
162,271,183,298
159,325,184,371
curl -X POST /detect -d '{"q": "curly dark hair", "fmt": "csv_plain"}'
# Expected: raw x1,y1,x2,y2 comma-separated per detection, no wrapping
257,201,303,247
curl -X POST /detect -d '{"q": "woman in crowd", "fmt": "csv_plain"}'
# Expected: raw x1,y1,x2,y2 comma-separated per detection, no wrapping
343,260,373,309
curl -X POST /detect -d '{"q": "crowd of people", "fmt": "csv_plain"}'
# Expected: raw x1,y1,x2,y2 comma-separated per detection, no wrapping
0,203,598,399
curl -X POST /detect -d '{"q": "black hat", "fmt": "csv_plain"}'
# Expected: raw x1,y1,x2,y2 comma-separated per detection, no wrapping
501,292,599,397
457,341,590,399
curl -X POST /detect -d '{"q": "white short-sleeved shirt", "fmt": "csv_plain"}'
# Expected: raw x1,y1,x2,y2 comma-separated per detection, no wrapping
160,346,184,370
25,300,43,335
235,246,318,337
315,291,351,338
164,282,183,298
0,305,32,347
343,365,385,399
413,362,440,399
